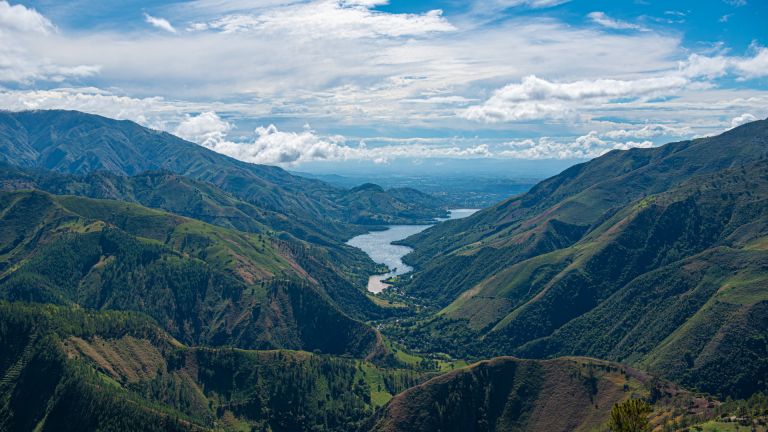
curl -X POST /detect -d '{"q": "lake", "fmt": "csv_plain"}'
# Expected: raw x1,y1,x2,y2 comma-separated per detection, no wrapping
347,209,479,293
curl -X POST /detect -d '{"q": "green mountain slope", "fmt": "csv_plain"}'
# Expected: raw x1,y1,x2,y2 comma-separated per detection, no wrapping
367,356,677,432
387,120,768,399
0,302,429,432
0,110,446,243
0,190,382,357
401,119,768,307
0,164,389,320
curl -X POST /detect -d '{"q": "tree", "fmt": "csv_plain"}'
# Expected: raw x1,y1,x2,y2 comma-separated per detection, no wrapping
607,399,652,432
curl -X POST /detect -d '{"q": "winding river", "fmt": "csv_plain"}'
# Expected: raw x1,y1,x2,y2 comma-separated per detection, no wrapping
347,209,479,293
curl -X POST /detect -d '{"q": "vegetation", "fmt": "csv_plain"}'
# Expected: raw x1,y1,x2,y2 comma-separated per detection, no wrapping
368,357,654,432
0,190,382,358
1,110,767,430
0,302,433,431
607,399,652,432
386,120,768,400
0,110,447,244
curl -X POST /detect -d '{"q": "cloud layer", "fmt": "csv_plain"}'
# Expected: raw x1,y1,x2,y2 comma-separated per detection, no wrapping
0,0,766,166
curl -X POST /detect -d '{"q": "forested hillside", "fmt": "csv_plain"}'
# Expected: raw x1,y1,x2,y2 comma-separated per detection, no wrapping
1,111,766,431
0,110,447,242
0,190,382,357
386,120,768,400
0,302,430,431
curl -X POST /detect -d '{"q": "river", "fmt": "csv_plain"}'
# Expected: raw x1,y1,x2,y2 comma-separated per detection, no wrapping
346,209,479,294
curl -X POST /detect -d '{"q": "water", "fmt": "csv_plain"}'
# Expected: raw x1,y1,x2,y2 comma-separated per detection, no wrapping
347,209,479,293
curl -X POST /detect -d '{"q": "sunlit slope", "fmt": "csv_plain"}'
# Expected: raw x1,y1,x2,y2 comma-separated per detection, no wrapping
0,302,428,432
0,164,394,319
0,110,446,243
393,120,768,398
0,190,381,357
402,119,768,307
368,356,657,432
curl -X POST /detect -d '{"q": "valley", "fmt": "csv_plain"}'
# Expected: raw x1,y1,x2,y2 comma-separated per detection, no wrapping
3,0,768,429
0,110,766,431
347,209,479,293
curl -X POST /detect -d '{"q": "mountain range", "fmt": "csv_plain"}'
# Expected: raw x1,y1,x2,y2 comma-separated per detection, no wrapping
1,110,766,431
387,119,768,399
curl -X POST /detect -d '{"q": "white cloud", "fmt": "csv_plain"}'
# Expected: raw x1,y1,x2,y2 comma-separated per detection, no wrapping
732,47,768,79
471,0,570,15
207,124,349,165
0,1,54,34
602,124,691,139
174,112,495,165
173,112,667,164
0,1,766,165
730,113,757,127
679,48,768,80
463,47,768,124
588,12,646,31
461,74,688,123
189,0,455,38
499,134,654,159
174,111,230,144
144,13,177,33
0,87,192,130
0,2,101,84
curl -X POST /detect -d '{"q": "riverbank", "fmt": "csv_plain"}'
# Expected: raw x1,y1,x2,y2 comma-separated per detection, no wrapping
347,209,479,293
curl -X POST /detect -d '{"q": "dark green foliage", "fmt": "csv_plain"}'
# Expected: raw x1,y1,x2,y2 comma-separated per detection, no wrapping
0,190,380,358
0,302,430,432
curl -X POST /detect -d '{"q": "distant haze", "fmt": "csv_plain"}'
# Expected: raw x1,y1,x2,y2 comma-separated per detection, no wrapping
295,158,585,178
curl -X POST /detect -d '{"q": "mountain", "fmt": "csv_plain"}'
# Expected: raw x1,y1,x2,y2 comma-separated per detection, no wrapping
366,356,707,432
401,119,768,306
0,302,430,432
0,164,393,320
389,119,768,398
337,184,446,225
0,110,447,244
0,189,385,358
3,302,722,432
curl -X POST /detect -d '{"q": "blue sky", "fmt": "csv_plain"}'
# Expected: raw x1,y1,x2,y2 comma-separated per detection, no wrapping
1,0,766,172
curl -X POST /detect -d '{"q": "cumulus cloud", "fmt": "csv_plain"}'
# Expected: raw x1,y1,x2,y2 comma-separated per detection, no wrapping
189,0,455,38
588,12,646,31
174,111,230,144
602,124,691,139
679,47,768,80
464,48,768,124
174,112,666,164
0,1,54,34
732,47,768,79
731,113,758,127
173,112,495,165
500,134,653,159
461,74,688,122
144,13,177,33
